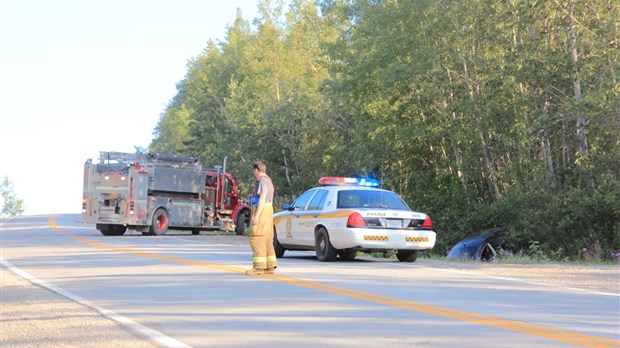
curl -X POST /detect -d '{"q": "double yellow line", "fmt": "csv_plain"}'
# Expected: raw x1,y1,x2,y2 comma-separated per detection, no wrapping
50,216,619,347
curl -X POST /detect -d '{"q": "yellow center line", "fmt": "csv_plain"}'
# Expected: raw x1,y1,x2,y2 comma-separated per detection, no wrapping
50,215,619,348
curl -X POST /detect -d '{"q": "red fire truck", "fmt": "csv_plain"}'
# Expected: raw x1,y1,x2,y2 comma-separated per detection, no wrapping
82,151,250,236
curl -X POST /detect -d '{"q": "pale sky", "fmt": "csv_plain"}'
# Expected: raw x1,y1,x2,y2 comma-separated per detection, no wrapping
0,0,262,215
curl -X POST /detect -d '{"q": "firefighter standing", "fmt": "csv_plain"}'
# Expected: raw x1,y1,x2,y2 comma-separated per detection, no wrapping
246,161,277,275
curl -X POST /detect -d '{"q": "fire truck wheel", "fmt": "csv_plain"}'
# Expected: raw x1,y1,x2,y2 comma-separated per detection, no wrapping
235,212,246,236
150,209,169,235
98,224,126,236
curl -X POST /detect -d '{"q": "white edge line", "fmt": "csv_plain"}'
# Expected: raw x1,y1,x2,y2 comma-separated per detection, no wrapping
0,217,16,226
415,265,619,297
0,257,192,348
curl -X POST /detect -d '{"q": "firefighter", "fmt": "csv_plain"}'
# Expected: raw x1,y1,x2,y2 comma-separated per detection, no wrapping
246,160,277,275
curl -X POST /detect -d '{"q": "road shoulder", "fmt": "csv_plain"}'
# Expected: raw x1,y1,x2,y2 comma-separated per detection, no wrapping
1,268,162,348
416,259,620,295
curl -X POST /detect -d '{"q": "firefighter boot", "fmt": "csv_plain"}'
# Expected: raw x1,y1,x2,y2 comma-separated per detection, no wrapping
245,268,265,276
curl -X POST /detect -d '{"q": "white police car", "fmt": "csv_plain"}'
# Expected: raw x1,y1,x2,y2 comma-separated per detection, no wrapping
273,177,436,262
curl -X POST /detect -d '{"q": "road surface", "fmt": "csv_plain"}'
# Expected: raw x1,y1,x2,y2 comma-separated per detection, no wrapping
1,214,618,347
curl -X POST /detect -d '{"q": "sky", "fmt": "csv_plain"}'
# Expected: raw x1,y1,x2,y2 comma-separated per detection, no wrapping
0,0,262,216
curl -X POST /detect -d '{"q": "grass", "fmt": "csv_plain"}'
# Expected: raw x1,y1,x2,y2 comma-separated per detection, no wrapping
421,251,620,266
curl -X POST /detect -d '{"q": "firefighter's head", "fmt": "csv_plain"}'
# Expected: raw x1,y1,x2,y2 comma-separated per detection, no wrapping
252,161,266,174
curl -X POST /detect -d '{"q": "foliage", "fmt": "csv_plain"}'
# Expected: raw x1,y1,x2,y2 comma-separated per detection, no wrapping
150,0,619,261
1,176,25,217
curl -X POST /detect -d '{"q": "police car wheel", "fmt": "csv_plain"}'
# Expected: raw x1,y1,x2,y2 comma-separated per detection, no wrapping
396,250,419,262
274,229,286,258
315,228,337,262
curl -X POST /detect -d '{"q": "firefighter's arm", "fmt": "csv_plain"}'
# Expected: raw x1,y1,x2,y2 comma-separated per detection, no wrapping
252,191,267,224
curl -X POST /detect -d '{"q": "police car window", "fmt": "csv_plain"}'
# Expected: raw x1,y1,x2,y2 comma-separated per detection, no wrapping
292,190,317,211
337,190,409,210
307,189,328,210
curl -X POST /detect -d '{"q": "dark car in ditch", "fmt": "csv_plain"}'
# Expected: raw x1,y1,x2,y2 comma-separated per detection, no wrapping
446,228,506,261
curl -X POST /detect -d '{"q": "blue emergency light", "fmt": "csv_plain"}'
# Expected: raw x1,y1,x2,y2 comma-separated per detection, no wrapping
318,177,380,188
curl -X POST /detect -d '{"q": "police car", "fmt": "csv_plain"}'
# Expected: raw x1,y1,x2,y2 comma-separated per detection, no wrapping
273,177,436,262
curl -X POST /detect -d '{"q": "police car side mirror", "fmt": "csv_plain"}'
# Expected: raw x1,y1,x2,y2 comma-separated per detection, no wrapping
282,203,293,211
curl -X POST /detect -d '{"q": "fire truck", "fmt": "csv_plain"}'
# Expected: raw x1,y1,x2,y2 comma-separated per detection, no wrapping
82,151,251,236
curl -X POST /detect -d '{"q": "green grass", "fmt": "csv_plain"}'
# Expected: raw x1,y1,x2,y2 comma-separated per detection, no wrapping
420,251,620,265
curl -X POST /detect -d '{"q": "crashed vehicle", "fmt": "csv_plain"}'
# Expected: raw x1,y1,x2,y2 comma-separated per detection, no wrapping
446,228,506,261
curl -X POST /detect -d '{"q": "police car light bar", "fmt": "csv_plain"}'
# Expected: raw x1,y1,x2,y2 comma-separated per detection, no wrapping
318,177,380,187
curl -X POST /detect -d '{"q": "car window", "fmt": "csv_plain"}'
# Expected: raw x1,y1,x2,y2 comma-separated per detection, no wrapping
205,175,215,187
225,177,234,194
292,189,317,211
307,189,328,210
337,190,409,210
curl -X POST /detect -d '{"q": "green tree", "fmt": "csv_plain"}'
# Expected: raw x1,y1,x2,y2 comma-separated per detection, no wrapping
318,0,619,257
150,0,619,259
1,176,25,217
152,0,338,196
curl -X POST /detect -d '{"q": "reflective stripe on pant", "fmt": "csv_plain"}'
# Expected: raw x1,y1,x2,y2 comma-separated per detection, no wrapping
249,203,277,269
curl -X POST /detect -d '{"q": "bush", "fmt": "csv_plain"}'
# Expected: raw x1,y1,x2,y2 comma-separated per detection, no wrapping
421,172,620,262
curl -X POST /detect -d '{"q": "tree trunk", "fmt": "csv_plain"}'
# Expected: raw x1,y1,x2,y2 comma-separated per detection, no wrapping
443,71,467,189
541,128,555,188
567,4,594,188
478,126,501,200
282,149,291,186
461,56,501,200
560,118,569,189
447,128,467,189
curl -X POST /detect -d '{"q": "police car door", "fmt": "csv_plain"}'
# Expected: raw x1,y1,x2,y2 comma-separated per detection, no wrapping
304,188,329,244
287,189,318,247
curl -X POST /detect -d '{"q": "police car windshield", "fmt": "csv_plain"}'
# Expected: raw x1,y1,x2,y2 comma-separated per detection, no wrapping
337,190,409,210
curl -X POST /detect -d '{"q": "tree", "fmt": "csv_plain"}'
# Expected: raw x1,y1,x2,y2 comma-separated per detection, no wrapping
1,176,25,217
149,0,619,259
152,0,338,196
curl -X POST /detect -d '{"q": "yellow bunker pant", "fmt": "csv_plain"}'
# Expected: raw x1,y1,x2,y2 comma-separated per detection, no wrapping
249,203,277,269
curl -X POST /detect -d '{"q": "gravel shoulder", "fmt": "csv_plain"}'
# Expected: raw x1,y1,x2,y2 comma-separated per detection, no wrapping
414,259,620,294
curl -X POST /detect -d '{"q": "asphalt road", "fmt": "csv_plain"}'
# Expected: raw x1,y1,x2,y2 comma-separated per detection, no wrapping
1,214,619,348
